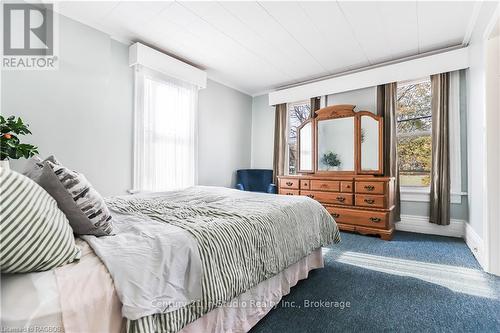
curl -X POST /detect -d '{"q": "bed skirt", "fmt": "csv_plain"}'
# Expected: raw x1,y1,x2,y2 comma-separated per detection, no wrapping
181,248,323,333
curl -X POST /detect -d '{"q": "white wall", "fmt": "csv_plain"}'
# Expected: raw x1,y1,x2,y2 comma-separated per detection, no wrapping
465,2,499,239
2,15,134,197
198,80,253,188
250,94,274,169
327,86,377,112
462,1,499,272
2,14,253,195
484,14,500,274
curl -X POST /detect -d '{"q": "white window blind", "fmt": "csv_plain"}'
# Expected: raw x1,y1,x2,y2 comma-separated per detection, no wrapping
133,66,198,192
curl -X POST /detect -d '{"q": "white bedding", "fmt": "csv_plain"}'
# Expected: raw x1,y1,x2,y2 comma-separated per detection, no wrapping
82,208,203,320
1,269,63,329
1,200,203,329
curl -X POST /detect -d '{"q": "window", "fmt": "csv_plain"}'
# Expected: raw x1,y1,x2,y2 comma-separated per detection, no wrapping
396,78,432,187
133,66,198,191
286,100,311,175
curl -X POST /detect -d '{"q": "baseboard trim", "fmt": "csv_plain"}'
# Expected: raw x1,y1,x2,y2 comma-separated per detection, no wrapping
396,214,486,269
395,214,465,238
464,223,485,268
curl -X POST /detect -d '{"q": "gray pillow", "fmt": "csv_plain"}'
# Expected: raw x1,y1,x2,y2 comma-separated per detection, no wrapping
37,161,114,236
23,155,59,180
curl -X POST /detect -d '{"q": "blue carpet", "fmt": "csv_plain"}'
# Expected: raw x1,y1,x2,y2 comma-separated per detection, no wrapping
250,231,500,333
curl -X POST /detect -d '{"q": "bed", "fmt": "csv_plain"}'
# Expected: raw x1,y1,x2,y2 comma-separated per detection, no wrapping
1,186,340,333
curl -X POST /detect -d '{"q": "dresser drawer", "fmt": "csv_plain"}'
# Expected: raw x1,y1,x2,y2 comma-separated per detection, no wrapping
300,179,311,190
355,194,387,208
280,189,300,196
326,207,388,229
301,191,353,206
310,180,340,192
279,178,299,190
340,181,353,193
355,181,385,194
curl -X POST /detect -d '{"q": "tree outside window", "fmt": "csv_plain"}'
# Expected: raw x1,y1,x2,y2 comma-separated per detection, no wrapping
396,78,432,187
287,100,311,175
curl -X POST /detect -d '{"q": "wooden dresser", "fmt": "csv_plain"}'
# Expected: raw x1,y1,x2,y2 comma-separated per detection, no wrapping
278,104,396,240
278,175,395,240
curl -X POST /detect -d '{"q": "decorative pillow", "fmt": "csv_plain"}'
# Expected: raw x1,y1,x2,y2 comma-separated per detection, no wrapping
36,161,114,236
22,155,59,181
0,168,81,273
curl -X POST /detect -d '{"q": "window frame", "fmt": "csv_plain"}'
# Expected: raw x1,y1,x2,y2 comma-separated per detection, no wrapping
396,75,464,204
396,77,432,192
132,65,198,192
285,99,312,175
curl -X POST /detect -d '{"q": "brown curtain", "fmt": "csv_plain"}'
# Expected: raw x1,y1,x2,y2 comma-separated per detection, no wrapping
377,83,401,222
273,104,287,184
429,73,450,225
310,97,321,118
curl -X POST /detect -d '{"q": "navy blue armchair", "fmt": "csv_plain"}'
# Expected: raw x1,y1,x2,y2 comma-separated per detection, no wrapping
235,169,277,194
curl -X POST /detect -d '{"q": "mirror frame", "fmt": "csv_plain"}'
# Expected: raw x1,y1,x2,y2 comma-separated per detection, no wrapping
297,119,315,174
356,111,384,175
314,105,359,175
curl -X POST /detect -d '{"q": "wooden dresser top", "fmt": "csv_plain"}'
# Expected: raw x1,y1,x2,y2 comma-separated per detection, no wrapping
277,175,394,182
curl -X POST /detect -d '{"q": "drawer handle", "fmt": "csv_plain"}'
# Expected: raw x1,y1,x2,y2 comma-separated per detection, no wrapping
364,199,375,204
345,185,351,188
332,213,340,218
369,217,381,223
286,192,294,195
307,194,315,199
364,185,375,191
320,184,328,188
286,181,293,186
336,196,346,202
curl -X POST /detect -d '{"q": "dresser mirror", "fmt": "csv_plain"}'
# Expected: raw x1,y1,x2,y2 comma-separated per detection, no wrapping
296,104,383,175
316,117,355,172
297,120,313,172
358,112,383,174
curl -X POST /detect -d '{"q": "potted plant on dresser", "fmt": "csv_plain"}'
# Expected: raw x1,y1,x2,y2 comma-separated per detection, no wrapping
0,116,38,169
321,151,342,171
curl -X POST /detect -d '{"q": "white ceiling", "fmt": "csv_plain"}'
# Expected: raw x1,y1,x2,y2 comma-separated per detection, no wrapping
55,1,479,95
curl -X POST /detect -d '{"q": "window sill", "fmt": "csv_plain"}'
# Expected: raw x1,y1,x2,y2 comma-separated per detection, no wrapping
400,187,466,204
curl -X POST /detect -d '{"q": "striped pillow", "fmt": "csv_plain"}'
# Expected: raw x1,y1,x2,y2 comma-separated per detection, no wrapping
0,168,81,273
39,161,114,236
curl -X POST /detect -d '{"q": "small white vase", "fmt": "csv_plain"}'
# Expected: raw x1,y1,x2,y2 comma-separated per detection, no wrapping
0,159,10,170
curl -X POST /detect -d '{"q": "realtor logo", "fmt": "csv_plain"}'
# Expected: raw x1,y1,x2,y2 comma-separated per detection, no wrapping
2,2,58,70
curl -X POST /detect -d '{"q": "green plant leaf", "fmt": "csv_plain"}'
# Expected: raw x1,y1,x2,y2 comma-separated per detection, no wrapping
0,116,37,160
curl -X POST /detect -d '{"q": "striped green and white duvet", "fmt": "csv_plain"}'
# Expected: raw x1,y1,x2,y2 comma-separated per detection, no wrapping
103,186,340,333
